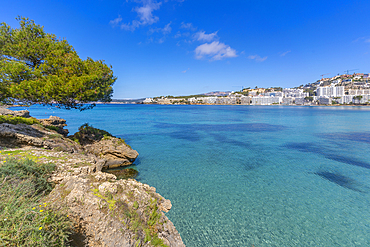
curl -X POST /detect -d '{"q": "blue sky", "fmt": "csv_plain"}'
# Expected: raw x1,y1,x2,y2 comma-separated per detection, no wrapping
2,0,370,98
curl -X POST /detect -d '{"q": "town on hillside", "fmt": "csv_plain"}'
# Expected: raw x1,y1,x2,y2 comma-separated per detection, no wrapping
143,73,370,106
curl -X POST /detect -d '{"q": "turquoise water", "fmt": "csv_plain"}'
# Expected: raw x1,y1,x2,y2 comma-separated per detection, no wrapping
12,105,370,246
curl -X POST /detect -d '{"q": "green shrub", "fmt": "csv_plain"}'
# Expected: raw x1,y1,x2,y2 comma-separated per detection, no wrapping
0,115,40,125
45,125,59,131
0,158,56,195
69,123,113,144
0,158,73,246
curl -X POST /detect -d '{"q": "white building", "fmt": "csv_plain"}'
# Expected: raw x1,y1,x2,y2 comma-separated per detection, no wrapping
318,97,331,105
143,98,153,103
283,88,308,98
240,96,251,105
316,86,344,97
294,97,305,105
348,89,370,95
282,97,293,105
264,92,283,97
251,96,282,105
336,95,354,104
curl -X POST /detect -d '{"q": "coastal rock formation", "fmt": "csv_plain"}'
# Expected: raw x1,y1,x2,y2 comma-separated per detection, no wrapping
70,123,139,169
0,108,185,247
0,109,138,169
0,122,81,153
83,136,139,169
0,107,30,118
39,115,69,136
50,173,184,247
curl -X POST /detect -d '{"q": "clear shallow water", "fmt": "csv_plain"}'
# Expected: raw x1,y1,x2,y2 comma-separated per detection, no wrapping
12,104,370,246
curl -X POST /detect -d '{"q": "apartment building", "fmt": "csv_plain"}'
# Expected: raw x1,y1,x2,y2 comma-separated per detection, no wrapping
316,86,344,97
251,96,282,105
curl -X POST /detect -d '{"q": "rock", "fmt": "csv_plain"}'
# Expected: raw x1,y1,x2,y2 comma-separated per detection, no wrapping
70,124,139,169
39,116,69,136
159,199,172,213
98,182,118,194
104,168,139,180
84,137,139,169
0,108,30,118
0,122,81,152
0,109,185,246
48,173,185,247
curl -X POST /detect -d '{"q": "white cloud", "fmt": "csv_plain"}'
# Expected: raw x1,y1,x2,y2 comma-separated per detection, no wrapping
135,0,161,25
195,41,237,61
248,54,267,62
174,31,182,38
110,0,162,31
353,37,366,43
182,68,190,73
180,22,197,31
194,31,218,42
158,37,166,43
280,50,291,56
149,22,172,34
109,15,123,26
174,31,190,39
161,22,172,34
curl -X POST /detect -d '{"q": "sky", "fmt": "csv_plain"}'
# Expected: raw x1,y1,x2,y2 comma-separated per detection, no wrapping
2,0,370,99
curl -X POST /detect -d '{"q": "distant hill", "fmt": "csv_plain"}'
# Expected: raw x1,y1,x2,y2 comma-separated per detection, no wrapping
203,91,231,96
110,98,145,104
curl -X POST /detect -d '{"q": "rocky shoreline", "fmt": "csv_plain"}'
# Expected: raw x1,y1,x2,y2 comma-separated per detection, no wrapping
0,106,185,247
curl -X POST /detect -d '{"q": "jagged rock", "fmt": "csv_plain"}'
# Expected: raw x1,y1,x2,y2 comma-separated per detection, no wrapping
84,136,139,169
0,123,81,152
70,124,139,169
0,109,185,246
39,116,69,136
48,173,185,247
0,107,30,118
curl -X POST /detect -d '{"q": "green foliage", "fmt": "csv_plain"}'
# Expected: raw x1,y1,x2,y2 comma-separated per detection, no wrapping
45,125,59,131
0,158,72,246
305,96,314,102
0,114,40,125
92,188,116,211
117,138,131,148
0,115,63,135
112,197,167,247
0,17,116,110
0,157,56,195
147,199,160,226
70,123,113,144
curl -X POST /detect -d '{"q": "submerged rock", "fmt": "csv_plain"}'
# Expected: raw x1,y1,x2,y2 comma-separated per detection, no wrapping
104,168,139,180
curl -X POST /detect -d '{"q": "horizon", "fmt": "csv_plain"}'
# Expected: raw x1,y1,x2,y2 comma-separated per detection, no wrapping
2,0,370,99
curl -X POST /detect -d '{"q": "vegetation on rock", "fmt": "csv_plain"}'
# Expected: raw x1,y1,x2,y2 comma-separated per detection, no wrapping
0,17,116,110
70,123,113,144
0,114,39,125
0,157,72,246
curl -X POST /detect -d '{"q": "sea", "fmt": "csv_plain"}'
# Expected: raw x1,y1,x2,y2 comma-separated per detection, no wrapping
11,104,370,246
